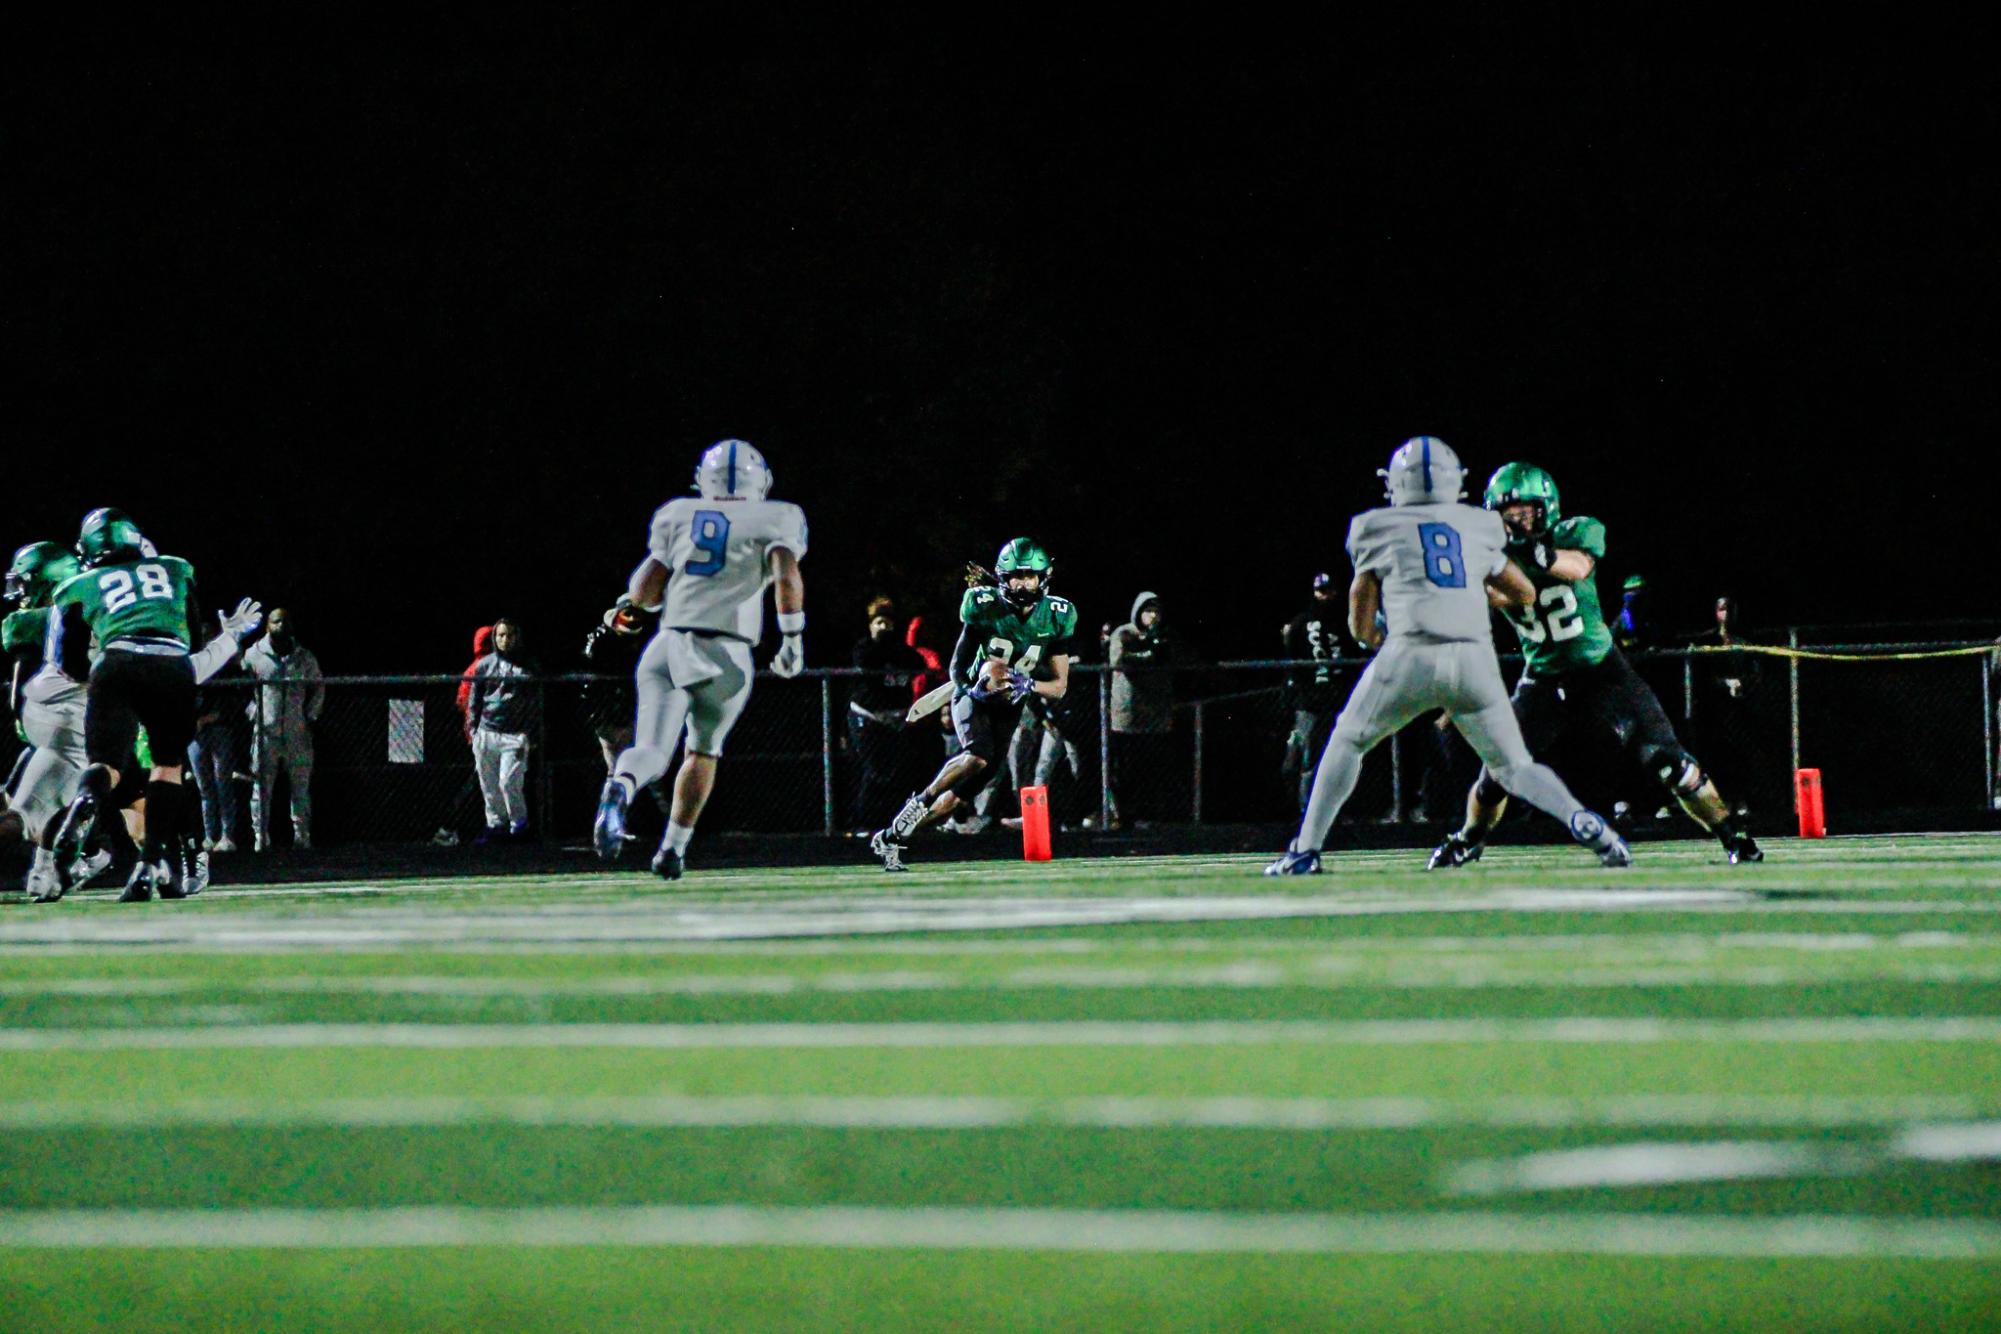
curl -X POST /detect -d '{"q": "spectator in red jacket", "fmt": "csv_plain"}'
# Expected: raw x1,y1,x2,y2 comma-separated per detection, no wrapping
433,625,494,846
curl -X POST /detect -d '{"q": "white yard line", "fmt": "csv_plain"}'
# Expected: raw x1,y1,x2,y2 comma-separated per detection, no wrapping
0,1093,1991,1133
2,1204,1998,1259
1446,1141,1874,1195
4,1016,2000,1052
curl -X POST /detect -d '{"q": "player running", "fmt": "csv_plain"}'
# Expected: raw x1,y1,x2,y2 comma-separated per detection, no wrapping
1429,463,1763,869
1266,439,1630,875
592,439,808,880
44,509,257,902
871,538,1077,871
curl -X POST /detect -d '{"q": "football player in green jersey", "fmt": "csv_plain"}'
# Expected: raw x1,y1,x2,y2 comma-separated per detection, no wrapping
47,508,209,901
1,542,82,852
1430,464,1764,868
870,538,1078,870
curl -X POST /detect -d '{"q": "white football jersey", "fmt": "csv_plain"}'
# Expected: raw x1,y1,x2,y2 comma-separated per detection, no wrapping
1345,502,1509,644
648,497,808,643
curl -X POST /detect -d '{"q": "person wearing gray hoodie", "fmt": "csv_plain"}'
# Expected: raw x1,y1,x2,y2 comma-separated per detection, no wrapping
1107,591,1174,825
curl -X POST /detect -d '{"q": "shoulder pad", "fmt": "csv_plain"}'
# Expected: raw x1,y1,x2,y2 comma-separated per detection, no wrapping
959,587,999,624
1555,516,1607,558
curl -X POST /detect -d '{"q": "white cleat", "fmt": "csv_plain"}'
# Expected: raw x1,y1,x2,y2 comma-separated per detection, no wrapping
869,830,909,873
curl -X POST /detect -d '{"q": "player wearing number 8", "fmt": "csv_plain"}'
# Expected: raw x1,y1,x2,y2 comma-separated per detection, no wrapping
45,508,206,901
1428,464,1763,868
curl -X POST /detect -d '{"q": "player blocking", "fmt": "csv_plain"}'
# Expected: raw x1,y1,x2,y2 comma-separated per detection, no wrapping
592,440,808,880
1266,438,1630,874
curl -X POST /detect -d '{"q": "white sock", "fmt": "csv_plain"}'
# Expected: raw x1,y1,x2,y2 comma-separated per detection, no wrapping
666,821,695,855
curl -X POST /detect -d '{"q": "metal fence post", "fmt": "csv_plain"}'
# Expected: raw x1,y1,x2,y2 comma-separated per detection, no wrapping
1098,668,1112,829
1982,653,1995,810
1682,654,1694,722
1788,627,1802,778
820,675,835,836
1389,727,1404,822
1192,701,1205,824
535,679,552,840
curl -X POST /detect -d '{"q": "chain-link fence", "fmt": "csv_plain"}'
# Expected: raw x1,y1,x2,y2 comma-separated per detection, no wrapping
5,639,1995,859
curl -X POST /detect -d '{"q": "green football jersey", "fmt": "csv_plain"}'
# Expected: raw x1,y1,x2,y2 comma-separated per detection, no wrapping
959,586,1079,682
50,555,198,652
1,608,47,656
1498,515,1614,675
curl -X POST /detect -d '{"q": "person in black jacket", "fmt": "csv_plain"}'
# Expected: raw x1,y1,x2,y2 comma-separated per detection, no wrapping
849,599,925,830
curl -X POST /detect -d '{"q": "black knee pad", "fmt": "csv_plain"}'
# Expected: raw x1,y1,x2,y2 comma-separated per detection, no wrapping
948,755,996,804
1473,768,1509,806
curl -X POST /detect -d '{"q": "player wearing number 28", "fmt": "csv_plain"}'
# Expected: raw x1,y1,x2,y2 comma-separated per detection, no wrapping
870,538,1077,871
46,509,209,901
593,440,808,880
1428,463,1762,869
1266,439,1630,875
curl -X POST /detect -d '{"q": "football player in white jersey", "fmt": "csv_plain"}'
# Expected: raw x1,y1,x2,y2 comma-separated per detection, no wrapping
1264,437,1630,874
593,439,808,879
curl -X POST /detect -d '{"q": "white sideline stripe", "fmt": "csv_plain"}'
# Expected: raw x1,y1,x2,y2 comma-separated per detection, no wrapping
13,960,2001,1002
2,1094,1992,1133
4,1205,1999,1259
5,1016,2001,1053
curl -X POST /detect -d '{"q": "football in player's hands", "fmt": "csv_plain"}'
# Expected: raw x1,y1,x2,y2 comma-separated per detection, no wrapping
982,658,1012,692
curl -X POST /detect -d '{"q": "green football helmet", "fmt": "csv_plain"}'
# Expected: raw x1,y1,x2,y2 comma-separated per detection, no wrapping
1483,463,1562,535
994,537,1053,612
5,541,81,607
76,507,149,569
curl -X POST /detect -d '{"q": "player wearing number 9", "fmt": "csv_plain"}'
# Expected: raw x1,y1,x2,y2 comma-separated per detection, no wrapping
1428,464,1764,869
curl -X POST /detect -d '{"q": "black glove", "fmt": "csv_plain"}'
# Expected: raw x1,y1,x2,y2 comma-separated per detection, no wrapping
1520,535,1557,570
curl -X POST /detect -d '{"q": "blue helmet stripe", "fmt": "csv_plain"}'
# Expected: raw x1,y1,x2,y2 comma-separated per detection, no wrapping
727,440,738,495
1421,437,1432,492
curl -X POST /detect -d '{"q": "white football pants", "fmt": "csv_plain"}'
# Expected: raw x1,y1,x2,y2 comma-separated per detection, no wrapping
1294,637,1587,853
615,631,754,791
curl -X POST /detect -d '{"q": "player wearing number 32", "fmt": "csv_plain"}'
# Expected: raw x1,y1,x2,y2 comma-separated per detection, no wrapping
593,439,808,881
1429,463,1762,869
1267,439,1630,875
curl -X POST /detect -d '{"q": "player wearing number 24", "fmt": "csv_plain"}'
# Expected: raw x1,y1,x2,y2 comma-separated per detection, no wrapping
1428,463,1764,869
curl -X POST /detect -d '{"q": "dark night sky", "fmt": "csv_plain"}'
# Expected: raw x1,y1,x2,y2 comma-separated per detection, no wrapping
12,17,1997,670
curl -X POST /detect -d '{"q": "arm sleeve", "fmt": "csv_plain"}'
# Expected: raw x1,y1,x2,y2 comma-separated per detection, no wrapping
1345,513,1384,576
1558,517,1608,559
948,624,981,690
766,504,809,561
189,635,241,685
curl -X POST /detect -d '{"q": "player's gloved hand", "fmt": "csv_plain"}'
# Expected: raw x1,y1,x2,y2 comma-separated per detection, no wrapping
770,633,805,679
1005,669,1035,704
220,599,264,642
1524,535,1557,570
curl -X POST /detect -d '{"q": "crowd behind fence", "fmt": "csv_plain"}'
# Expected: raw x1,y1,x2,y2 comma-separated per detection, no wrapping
40,636,1985,857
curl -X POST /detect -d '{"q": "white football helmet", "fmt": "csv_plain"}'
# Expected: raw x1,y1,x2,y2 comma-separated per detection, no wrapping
1379,436,1466,506
694,439,773,501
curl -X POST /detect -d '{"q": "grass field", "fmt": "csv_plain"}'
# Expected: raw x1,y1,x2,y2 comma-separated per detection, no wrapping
3,833,2000,1331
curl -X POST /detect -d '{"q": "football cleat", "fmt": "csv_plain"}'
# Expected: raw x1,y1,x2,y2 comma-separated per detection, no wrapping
651,846,684,881
49,791,101,893
25,849,64,903
870,829,908,873
176,845,210,897
1263,849,1322,876
887,792,930,842
592,778,632,862
1426,834,1484,870
1726,831,1765,865
67,847,114,889
118,859,171,903
1570,810,1632,869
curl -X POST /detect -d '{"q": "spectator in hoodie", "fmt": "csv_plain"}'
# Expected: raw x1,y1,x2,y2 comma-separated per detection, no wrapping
432,625,493,847
465,617,540,843
243,607,325,851
1107,591,1175,826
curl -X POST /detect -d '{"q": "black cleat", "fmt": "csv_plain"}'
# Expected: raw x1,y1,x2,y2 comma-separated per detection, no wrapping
118,859,169,903
1427,834,1484,871
1726,831,1765,865
50,791,101,895
651,847,684,881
